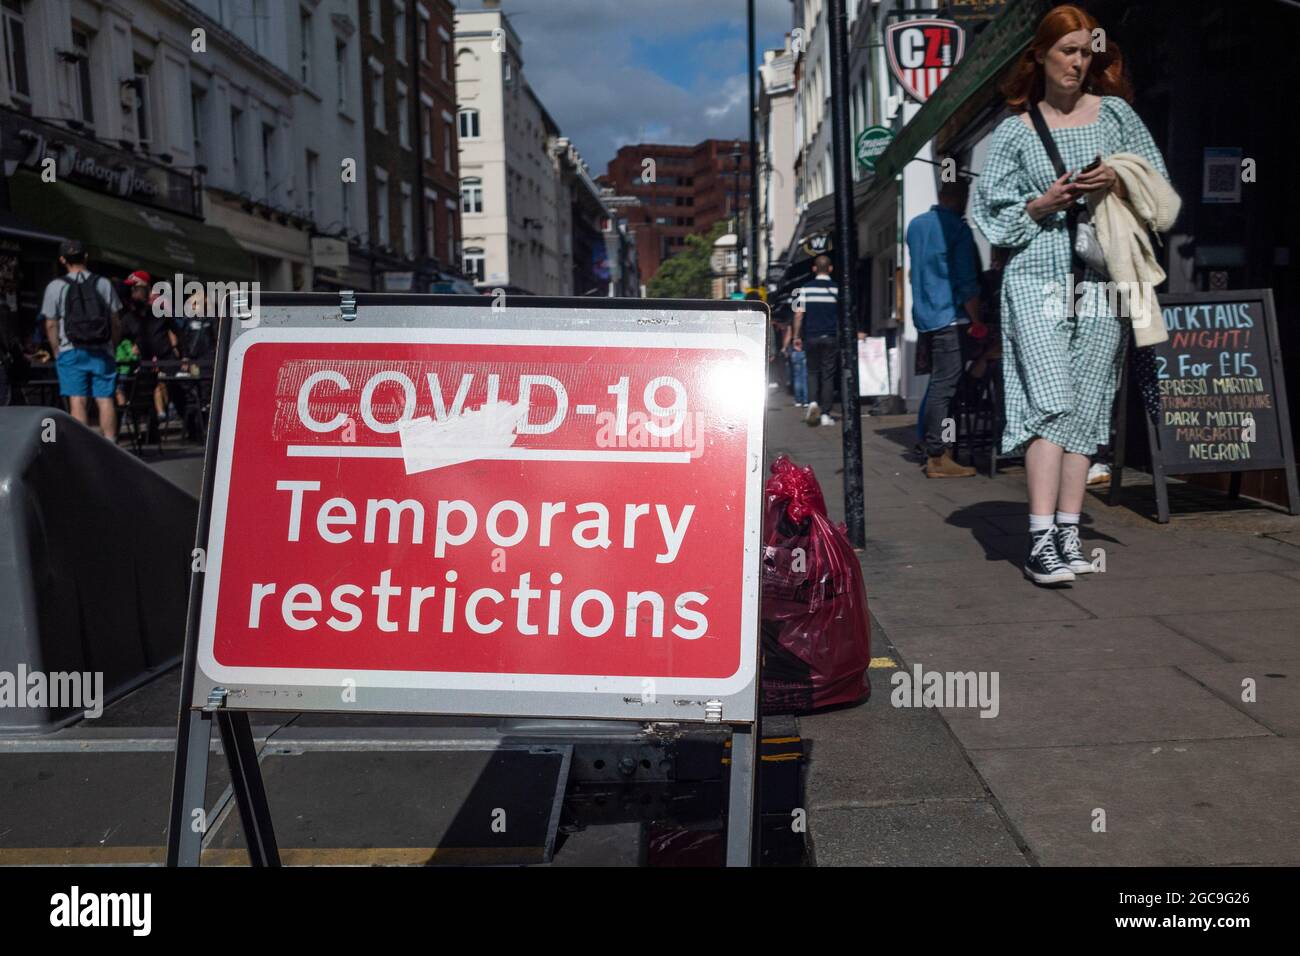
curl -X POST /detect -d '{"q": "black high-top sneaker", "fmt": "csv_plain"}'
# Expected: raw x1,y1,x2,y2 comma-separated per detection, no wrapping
1055,522,1095,575
1024,525,1076,585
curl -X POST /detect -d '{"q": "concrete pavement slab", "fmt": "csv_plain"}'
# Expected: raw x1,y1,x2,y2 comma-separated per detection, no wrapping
798,670,988,811
865,556,1031,592
969,738,1300,865
868,580,1092,630
1177,661,1300,736
1154,608,1300,661
887,617,1228,673
1064,545,1300,580
0,752,229,863
810,801,1028,867
1063,570,1300,618
938,666,1270,751
205,747,569,864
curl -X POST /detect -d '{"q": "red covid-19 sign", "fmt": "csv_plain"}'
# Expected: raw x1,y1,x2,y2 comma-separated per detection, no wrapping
195,323,764,720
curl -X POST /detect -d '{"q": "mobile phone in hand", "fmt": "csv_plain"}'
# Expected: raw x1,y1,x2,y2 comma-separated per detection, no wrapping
1077,155,1102,176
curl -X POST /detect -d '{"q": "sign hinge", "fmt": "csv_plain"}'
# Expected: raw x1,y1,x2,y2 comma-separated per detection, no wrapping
340,290,357,321
203,687,229,712
703,699,723,723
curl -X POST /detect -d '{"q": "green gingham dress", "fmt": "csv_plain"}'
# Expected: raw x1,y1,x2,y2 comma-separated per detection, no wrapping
971,96,1168,456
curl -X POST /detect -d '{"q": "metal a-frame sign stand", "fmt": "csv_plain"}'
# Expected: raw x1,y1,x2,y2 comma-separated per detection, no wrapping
165,292,766,868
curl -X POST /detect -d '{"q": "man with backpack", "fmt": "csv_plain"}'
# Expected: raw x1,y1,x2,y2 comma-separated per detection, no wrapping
40,239,123,441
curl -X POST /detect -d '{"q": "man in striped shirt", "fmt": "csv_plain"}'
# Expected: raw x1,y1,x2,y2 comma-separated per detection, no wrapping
792,255,840,426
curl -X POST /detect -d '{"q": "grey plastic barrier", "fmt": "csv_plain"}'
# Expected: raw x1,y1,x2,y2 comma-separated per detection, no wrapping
0,408,197,734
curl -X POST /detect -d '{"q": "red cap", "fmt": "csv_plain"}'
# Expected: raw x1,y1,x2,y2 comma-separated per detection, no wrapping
124,270,152,287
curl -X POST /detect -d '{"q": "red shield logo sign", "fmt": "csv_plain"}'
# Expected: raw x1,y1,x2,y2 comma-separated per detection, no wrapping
885,18,965,103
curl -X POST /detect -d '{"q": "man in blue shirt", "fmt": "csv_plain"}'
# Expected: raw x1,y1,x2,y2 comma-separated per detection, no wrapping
792,255,841,426
906,179,984,477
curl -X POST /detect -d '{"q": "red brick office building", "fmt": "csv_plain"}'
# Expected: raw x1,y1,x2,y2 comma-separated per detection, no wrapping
603,139,751,284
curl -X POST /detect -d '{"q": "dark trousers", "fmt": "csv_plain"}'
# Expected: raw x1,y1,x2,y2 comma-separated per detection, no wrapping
922,323,970,457
805,335,839,412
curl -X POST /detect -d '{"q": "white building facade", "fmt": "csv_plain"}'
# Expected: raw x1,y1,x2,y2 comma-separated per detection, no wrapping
758,40,797,285
0,0,369,292
455,7,561,293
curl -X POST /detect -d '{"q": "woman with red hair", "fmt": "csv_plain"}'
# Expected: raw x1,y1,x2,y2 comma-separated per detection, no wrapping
971,3,1169,586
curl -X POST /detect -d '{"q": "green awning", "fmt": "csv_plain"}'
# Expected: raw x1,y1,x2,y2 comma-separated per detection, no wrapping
8,171,254,281
871,0,1050,180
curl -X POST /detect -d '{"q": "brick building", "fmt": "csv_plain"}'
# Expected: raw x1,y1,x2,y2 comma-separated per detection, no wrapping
358,0,463,291
602,138,751,284
413,0,462,286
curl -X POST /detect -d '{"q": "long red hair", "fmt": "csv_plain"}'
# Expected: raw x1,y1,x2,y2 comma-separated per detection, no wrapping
1000,3,1133,112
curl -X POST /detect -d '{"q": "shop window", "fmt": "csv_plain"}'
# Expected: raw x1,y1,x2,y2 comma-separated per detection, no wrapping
261,122,275,201
371,64,385,131
133,57,152,148
230,107,242,186
460,177,482,214
394,3,406,64
463,247,485,282
191,87,206,165
424,192,436,257
72,29,94,126
305,149,319,213
374,174,389,247
2,0,29,107
396,81,409,148
458,108,480,140
299,7,312,85
400,184,413,257
335,39,348,111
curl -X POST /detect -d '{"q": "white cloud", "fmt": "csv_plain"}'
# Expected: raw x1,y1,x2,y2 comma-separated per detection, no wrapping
458,0,794,173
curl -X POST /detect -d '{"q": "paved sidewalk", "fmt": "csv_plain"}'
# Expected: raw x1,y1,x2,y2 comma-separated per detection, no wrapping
765,394,1300,866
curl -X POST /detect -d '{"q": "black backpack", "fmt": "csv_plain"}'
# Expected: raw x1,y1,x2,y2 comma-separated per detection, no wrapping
62,274,112,346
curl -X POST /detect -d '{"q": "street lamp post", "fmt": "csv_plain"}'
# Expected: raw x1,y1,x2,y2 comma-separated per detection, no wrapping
747,0,759,289
828,0,866,547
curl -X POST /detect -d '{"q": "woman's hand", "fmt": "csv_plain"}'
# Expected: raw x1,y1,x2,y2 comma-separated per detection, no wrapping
1027,172,1080,220
1072,160,1118,194
1071,159,1123,195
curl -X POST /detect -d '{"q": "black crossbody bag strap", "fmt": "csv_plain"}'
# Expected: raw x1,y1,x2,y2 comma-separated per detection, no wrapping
1028,103,1085,278
1028,103,1067,178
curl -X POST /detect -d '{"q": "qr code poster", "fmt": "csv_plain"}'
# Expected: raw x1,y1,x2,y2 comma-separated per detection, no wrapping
1202,146,1242,204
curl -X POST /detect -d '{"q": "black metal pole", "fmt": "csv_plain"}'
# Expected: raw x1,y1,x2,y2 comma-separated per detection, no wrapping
410,6,428,286
827,0,865,547
747,0,759,289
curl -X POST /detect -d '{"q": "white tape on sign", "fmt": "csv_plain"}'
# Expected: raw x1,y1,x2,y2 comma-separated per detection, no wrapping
399,401,528,474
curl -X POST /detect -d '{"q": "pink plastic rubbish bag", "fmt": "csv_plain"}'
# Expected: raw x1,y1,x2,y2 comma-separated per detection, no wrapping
759,455,871,714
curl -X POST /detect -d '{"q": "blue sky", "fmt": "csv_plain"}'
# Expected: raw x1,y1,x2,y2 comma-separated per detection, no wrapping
453,0,792,175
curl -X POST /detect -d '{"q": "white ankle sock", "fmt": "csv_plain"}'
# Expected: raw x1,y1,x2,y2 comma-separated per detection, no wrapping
1055,511,1081,526
1029,513,1055,533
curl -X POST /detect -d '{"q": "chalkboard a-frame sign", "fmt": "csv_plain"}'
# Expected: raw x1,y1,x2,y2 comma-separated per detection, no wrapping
1109,289,1300,522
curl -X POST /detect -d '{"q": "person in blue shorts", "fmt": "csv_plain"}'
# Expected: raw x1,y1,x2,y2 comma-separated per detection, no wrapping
41,240,123,441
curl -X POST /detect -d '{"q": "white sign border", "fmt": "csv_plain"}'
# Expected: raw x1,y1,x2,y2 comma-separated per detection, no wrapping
194,323,766,717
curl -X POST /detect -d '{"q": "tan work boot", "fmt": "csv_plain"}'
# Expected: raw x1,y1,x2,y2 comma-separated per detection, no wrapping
925,449,976,478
